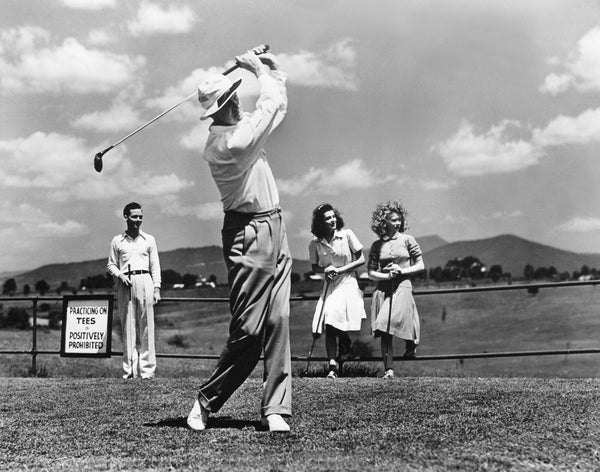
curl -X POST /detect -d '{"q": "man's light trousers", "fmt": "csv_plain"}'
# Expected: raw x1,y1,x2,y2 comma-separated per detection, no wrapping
117,273,156,378
198,209,293,417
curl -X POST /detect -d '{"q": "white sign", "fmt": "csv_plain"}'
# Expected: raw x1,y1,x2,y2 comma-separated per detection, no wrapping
60,295,113,358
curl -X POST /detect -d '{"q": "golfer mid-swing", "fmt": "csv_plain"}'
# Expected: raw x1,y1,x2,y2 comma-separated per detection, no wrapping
187,49,292,432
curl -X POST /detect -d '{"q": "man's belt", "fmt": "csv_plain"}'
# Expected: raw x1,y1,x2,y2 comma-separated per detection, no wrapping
125,270,149,276
225,207,281,218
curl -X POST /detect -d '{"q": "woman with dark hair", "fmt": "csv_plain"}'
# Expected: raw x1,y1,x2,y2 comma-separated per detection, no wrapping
308,203,367,378
368,201,424,378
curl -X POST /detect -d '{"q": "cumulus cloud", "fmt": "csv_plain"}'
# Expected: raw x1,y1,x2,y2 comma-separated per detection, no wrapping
532,107,600,147
0,201,89,238
0,202,48,224
278,39,359,91
435,120,543,176
70,102,143,132
71,85,147,132
58,0,117,10
127,1,198,36
490,210,523,219
86,28,115,46
0,132,193,201
0,26,144,94
541,26,600,95
438,107,600,177
147,39,359,128
158,196,222,220
0,201,90,270
0,132,98,188
37,220,90,237
277,159,395,196
130,173,194,196
180,123,211,151
415,178,456,191
540,73,572,96
557,217,600,233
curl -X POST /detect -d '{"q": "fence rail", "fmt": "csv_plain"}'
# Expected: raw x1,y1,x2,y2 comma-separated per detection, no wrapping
2,279,600,374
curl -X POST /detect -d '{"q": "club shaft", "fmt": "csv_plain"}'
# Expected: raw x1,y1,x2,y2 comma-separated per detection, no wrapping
94,44,269,167
109,91,197,150
305,278,330,373
105,44,269,151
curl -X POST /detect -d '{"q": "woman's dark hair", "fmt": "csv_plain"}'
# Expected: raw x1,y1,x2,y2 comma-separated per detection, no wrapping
311,203,345,239
370,200,408,238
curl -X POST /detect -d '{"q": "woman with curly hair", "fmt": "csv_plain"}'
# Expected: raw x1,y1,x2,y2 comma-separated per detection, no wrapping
309,203,367,378
367,201,424,378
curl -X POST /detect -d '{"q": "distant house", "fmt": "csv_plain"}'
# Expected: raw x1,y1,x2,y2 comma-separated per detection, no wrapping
172,283,185,289
195,277,216,288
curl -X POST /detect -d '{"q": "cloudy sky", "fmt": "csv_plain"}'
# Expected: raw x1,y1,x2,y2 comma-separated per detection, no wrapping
2,0,600,272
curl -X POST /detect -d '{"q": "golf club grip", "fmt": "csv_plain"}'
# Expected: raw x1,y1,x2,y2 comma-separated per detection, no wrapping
222,44,270,76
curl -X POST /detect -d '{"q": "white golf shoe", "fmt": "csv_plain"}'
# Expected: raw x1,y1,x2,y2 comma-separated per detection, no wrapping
261,414,290,432
187,399,209,431
382,369,394,379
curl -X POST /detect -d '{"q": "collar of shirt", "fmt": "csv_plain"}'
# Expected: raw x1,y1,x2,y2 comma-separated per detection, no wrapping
319,230,343,248
382,232,401,242
119,230,148,242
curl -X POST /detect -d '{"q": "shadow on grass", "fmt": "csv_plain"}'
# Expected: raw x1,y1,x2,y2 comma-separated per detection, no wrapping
144,416,262,430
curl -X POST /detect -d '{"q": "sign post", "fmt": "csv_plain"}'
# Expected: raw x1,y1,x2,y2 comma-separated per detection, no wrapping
60,295,114,358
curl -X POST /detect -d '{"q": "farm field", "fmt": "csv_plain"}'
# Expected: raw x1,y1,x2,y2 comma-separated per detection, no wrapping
2,377,600,471
1,283,600,378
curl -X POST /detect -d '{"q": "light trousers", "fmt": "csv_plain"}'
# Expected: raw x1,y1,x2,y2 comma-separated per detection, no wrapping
198,209,293,417
117,273,156,378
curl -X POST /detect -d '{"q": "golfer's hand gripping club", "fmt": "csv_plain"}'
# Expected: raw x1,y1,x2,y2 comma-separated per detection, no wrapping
93,44,270,173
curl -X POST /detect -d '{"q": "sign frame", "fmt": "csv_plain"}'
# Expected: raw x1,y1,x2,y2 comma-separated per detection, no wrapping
60,294,114,358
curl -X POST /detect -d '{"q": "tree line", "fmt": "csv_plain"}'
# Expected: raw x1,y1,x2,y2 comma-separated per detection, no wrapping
1,270,219,296
427,256,598,283
3,257,598,297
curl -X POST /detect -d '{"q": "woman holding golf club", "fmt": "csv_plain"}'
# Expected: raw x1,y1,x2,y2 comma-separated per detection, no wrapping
309,203,367,378
368,201,424,378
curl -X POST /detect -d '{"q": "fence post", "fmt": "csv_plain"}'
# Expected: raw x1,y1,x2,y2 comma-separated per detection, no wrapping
31,298,38,375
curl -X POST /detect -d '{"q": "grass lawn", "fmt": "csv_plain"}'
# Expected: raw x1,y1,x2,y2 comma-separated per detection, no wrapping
2,377,600,471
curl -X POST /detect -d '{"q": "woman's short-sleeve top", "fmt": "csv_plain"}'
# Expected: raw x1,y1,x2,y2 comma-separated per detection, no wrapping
309,228,363,268
368,233,423,272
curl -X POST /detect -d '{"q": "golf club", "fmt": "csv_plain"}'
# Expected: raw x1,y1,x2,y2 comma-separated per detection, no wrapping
93,44,270,173
127,264,135,377
384,275,394,370
304,278,331,376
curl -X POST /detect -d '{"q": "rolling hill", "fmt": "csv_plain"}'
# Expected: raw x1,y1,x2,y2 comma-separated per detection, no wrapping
422,234,600,276
416,234,448,254
10,246,312,290
5,234,600,290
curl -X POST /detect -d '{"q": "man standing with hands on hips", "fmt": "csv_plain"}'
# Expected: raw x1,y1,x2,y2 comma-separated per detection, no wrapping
107,202,161,380
186,48,293,432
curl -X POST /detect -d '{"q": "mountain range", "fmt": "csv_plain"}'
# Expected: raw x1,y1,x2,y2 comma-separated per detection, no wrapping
5,234,600,289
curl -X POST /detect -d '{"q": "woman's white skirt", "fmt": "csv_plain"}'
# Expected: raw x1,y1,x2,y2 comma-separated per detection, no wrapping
312,274,366,334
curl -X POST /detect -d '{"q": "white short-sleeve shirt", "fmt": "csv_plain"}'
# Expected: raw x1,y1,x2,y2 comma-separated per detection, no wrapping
309,228,363,268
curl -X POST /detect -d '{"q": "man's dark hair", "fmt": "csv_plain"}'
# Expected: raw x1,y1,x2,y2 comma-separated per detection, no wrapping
123,202,142,218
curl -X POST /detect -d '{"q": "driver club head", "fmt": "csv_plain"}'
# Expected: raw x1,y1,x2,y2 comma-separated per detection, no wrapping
93,153,103,173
